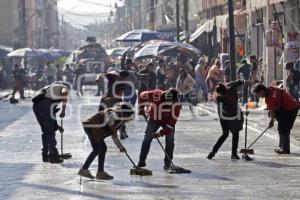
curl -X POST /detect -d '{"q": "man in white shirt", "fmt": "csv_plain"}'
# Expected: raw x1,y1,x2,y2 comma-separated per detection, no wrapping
32,82,69,163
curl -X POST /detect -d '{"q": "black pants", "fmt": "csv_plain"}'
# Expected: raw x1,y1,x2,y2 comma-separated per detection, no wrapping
139,120,175,166
82,128,107,173
276,108,299,152
212,120,239,154
33,99,58,155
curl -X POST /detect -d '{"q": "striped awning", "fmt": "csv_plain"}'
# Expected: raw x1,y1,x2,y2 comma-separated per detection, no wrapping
269,0,287,4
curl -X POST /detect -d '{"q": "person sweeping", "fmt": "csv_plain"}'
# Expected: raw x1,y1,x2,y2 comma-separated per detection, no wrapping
137,88,182,170
251,83,299,154
78,103,134,180
207,80,245,160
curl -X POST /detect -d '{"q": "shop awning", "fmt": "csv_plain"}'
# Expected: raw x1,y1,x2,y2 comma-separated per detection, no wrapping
269,0,287,4
190,19,214,43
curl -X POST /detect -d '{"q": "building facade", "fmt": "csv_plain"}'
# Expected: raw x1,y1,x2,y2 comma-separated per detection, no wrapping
0,0,59,49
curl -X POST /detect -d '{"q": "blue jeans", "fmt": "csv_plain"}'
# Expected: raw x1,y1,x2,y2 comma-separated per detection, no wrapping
139,120,175,166
82,127,107,173
33,99,58,155
124,87,137,106
194,75,208,101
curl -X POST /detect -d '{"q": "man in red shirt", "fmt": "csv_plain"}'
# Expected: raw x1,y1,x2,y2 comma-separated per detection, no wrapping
252,83,299,154
137,88,181,169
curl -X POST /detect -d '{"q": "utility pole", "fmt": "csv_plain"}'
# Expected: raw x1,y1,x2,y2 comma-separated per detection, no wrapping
228,0,236,75
149,0,155,30
183,0,189,43
176,0,180,41
19,0,27,48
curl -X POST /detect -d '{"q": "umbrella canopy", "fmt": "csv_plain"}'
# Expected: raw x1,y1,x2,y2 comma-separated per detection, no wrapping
39,49,66,61
116,30,161,42
0,45,12,60
7,48,45,58
133,41,200,60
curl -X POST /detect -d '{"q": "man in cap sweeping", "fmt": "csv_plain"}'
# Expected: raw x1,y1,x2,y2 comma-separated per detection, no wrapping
32,82,70,163
251,83,299,154
78,103,135,180
137,88,181,170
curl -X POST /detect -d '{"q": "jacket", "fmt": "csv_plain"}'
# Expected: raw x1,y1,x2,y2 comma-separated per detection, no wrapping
82,109,123,144
139,89,182,135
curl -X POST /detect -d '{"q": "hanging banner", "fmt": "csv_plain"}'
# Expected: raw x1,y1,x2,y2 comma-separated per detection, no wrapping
271,22,283,47
286,32,299,63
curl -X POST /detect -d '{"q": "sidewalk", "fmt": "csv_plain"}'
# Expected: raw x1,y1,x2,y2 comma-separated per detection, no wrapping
197,102,300,146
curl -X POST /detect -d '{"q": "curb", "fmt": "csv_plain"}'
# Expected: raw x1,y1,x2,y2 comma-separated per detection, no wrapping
197,103,300,150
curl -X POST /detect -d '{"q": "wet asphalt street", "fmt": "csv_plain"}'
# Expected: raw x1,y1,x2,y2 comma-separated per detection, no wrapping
1,90,300,200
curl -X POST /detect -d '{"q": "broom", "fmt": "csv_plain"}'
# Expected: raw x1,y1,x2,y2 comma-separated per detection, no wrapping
114,138,152,176
240,104,254,161
156,138,191,174
59,118,72,159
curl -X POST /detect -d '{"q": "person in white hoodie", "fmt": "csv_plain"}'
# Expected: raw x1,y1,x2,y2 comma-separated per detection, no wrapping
176,68,196,115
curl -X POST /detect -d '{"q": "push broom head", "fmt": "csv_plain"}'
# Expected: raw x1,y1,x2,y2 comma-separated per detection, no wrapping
240,148,254,155
130,167,153,176
169,167,191,174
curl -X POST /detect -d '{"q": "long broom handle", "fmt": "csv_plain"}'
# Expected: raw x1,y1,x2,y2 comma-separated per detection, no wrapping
124,151,139,169
156,138,175,167
244,105,248,150
61,119,63,155
114,135,139,169
247,127,269,149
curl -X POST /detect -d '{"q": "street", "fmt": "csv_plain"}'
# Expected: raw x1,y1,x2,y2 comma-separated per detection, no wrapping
1,90,300,200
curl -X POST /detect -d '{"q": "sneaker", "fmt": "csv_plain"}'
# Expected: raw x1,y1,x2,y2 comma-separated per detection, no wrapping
276,150,290,154
207,152,215,160
274,148,282,153
78,169,95,179
96,171,114,180
137,161,146,168
49,153,63,164
231,154,240,160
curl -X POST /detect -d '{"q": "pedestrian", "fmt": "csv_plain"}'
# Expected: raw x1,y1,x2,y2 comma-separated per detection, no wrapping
137,62,157,94
251,83,299,154
93,64,104,96
156,59,166,90
206,59,222,97
12,64,26,100
207,80,245,160
78,103,134,180
63,64,74,85
44,62,56,85
74,64,86,96
32,82,70,163
176,68,196,114
223,60,236,82
249,55,263,104
164,63,177,88
137,88,181,170
97,71,130,140
56,64,63,81
237,59,251,105
285,62,300,102
0,65,6,89
194,58,208,102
